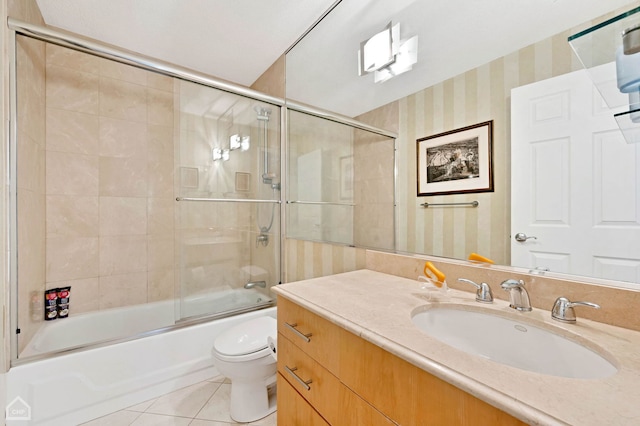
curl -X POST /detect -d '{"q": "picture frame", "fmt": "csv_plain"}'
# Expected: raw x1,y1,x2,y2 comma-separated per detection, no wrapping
339,155,354,200
416,120,494,197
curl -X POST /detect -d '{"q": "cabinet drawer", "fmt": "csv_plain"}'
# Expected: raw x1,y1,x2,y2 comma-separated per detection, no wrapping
278,333,395,426
277,297,341,373
278,332,342,422
277,373,329,426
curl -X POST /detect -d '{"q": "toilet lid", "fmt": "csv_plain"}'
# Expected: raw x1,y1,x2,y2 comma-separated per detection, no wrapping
214,316,277,356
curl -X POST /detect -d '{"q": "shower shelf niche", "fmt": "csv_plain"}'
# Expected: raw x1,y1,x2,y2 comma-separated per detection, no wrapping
569,6,640,144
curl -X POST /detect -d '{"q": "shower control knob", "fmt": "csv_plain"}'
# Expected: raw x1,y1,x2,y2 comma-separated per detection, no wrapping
515,233,537,242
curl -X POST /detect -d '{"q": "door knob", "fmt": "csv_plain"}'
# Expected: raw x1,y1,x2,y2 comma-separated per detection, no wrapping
515,232,537,242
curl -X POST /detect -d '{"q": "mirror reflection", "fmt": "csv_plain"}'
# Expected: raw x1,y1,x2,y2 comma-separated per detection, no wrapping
285,0,640,288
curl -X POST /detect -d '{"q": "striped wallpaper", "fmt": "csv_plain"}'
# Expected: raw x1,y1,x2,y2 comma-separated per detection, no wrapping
394,27,587,266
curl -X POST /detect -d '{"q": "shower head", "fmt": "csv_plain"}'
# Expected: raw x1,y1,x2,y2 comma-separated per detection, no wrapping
255,106,271,121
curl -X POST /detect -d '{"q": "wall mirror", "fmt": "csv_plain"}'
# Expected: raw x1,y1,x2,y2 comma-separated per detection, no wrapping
285,0,640,289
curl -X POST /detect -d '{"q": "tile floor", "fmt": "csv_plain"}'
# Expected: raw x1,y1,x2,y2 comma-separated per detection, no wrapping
80,375,277,426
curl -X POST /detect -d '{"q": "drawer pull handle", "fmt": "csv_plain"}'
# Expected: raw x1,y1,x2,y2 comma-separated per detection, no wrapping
285,366,312,391
285,322,312,342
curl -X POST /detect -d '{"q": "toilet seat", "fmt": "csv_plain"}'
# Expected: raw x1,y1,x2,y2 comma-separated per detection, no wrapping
213,345,273,363
213,316,276,362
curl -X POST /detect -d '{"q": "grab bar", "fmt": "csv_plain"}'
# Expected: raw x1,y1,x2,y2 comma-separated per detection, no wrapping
176,197,280,204
420,201,479,208
287,200,355,206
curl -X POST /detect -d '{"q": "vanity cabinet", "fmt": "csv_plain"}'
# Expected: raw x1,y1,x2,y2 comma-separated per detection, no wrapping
277,297,526,426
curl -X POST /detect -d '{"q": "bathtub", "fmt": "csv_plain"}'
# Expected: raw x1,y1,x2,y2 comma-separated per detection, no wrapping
6,291,276,426
19,288,272,358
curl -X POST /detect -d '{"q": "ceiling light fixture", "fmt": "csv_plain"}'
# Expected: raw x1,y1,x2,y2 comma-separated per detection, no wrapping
358,22,418,83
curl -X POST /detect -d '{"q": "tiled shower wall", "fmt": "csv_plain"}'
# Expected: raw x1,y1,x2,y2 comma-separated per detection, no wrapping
42,45,176,319
16,35,46,354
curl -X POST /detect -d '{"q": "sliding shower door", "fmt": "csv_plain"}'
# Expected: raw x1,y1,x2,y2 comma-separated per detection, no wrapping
176,81,280,321
287,110,395,250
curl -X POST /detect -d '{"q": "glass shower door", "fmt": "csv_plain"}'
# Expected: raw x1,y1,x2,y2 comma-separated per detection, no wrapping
176,81,280,321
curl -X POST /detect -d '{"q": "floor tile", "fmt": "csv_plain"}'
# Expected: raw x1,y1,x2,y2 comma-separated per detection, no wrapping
145,381,222,418
206,375,227,384
130,413,192,426
80,409,142,425
194,383,234,423
126,397,158,413
189,419,236,425
249,411,277,426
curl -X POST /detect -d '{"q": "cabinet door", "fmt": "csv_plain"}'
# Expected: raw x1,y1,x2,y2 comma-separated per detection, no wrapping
277,372,330,426
339,325,526,425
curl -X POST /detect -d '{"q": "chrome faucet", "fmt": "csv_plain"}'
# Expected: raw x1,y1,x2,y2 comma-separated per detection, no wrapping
457,278,493,303
551,297,600,323
500,279,531,312
244,280,267,289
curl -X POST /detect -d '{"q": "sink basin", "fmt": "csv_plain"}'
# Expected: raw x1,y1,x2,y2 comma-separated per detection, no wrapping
411,306,617,379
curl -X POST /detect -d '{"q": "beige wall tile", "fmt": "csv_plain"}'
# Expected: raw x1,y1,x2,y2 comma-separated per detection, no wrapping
17,131,45,192
148,234,175,270
46,43,101,74
99,116,147,158
46,65,99,114
17,190,45,289
99,77,147,123
99,156,148,197
99,58,148,85
148,268,175,302
147,156,174,197
46,108,100,155
17,36,46,142
147,72,174,92
148,124,174,163
148,197,175,235
46,195,99,237
99,272,148,309
147,88,174,126
46,150,99,196
100,196,147,236
99,235,147,275
46,236,99,282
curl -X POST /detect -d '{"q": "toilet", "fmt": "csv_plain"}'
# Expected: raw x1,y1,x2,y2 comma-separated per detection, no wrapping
212,316,277,423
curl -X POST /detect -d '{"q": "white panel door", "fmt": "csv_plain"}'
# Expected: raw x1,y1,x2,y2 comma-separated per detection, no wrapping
511,69,640,282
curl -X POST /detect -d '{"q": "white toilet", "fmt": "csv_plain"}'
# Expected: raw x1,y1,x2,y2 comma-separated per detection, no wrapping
212,316,277,423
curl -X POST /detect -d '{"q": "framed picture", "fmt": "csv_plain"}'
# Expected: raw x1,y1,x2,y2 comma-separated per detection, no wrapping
416,120,494,197
340,155,354,200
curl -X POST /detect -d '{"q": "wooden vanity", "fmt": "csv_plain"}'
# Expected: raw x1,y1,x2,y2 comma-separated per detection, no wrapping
272,269,640,426
276,296,525,425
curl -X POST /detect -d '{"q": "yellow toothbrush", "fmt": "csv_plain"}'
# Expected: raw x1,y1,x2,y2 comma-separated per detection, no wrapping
423,261,446,288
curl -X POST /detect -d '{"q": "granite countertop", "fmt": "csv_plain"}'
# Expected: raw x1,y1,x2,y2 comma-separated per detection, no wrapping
272,269,640,426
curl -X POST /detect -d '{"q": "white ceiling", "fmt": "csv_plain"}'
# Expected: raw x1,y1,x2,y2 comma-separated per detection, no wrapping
35,0,337,87
35,0,638,117
286,0,639,117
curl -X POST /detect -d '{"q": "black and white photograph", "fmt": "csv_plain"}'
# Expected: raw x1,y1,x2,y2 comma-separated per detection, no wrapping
417,121,494,196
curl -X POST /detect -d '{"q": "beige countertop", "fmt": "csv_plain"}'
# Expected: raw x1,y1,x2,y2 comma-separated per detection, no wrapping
272,269,640,426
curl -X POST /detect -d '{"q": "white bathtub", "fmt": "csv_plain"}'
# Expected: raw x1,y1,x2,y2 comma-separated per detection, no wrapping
19,288,272,358
7,294,276,425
